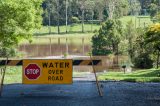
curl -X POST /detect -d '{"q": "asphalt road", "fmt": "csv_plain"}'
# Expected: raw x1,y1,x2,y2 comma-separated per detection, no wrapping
0,81,160,106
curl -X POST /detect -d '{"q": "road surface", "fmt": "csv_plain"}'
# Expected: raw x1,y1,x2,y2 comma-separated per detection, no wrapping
0,81,160,106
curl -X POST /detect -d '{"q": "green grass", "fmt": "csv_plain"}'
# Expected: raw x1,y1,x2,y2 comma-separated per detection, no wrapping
1,66,87,84
34,16,152,35
34,24,100,35
119,16,153,28
19,15,153,45
2,66,160,84
0,66,22,84
99,69,160,82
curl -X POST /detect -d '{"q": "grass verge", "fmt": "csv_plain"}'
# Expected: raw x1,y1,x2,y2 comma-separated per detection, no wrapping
1,66,87,84
2,67,160,84
99,69,160,82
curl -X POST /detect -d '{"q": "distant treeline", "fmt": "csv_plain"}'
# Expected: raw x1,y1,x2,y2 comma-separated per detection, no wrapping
41,0,158,26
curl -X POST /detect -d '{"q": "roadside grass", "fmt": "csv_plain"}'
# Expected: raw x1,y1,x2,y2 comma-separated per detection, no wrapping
99,69,160,82
1,66,22,84
2,66,160,84
1,66,87,84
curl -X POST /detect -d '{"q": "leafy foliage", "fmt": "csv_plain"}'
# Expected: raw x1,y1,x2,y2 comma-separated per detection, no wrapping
133,53,153,69
71,17,80,24
92,19,123,55
149,3,158,18
0,0,43,57
145,23,160,68
145,23,160,51
129,0,141,15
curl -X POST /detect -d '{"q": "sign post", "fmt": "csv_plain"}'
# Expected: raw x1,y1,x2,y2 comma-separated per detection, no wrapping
23,59,72,84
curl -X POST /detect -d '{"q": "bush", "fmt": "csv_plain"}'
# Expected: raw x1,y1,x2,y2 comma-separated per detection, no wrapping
71,17,79,24
133,53,153,69
0,47,17,57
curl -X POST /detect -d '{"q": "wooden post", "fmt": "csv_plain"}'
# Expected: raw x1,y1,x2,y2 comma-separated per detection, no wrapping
90,54,103,97
0,57,8,97
50,38,52,56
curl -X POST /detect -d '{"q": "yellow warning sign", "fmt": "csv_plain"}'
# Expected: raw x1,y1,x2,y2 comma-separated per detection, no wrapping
22,59,72,84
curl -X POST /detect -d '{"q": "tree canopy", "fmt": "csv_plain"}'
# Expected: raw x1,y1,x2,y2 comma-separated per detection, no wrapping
145,23,160,68
92,19,123,55
0,0,43,48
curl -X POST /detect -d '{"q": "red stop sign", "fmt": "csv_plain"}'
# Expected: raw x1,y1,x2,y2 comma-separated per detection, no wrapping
24,64,41,80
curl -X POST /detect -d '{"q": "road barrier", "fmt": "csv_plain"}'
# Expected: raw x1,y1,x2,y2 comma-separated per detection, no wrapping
0,58,103,97
0,59,102,66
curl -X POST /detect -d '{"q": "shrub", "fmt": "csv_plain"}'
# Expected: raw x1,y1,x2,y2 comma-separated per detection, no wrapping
71,17,79,24
133,53,153,69
0,47,17,57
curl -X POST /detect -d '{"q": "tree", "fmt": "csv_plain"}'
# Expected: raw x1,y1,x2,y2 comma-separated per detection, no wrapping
125,20,137,60
132,28,154,69
104,0,129,19
145,23,160,68
84,0,95,32
149,3,158,18
78,0,86,33
129,0,141,15
44,0,67,34
95,0,105,20
92,19,123,56
45,0,55,34
0,0,43,57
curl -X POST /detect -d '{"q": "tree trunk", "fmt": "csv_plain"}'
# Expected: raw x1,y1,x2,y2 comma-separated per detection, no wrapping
157,51,160,69
82,9,84,33
65,0,68,33
48,10,51,34
57,0,60,34
91,11,94,32
116,43,119,65
57,14,60,34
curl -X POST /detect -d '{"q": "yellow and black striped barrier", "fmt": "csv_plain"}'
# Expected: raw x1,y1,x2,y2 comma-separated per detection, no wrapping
0,59,102,66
